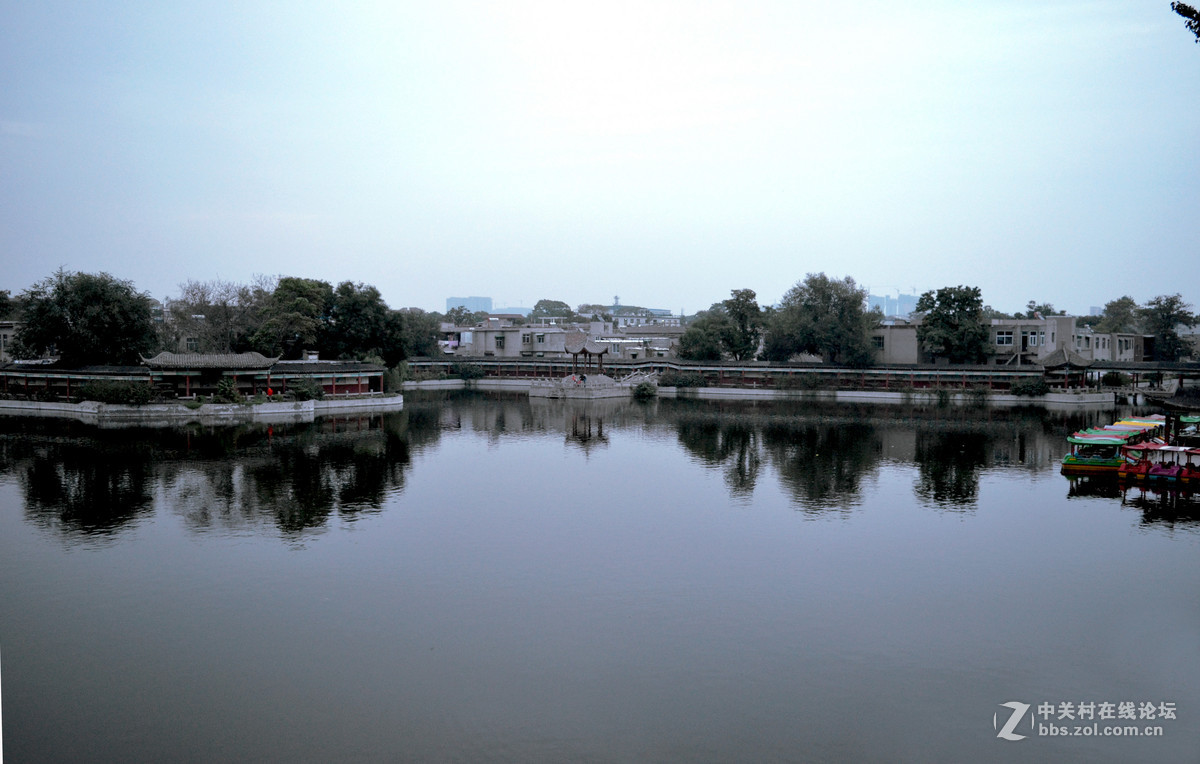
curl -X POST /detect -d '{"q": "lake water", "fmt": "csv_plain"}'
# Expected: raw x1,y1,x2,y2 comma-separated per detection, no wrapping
1,394,1198,763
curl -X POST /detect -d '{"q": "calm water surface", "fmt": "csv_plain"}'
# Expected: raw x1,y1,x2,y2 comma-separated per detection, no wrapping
1,394,1198,763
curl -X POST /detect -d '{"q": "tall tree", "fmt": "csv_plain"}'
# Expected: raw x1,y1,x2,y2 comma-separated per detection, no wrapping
324,281,391,361
577,303,614,320
166,279,268,353
12,269,157,366
763,274,877,366
677,307,729,361
393,309,440,361
719,289,764,361
1139,294,1196,362
251,277,334,359
1174,2,1200,42
914,286,990,364
0,290,12,320
1018,301,1063,319
1095,296,1141,334
443,306,488,326
529,299,576,322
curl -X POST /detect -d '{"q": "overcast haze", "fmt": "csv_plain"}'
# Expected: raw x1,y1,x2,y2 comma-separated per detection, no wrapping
3,1,1198,315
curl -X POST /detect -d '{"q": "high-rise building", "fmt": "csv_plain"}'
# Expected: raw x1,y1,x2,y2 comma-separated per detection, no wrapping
446,296,493,313
868,293,918,318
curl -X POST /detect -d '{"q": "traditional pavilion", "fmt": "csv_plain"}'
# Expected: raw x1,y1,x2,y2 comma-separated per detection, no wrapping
142,352,279,398
1039,347,1092,388
564,330,609,374
0,353,386,401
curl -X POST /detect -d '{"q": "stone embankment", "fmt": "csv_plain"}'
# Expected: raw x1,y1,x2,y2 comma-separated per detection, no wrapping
0,394,404,427
401,379,1115,409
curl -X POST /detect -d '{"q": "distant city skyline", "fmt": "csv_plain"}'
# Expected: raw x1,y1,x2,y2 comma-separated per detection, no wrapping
3,3,1198,317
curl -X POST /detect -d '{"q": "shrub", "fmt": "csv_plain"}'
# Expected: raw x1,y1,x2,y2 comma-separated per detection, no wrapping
965,385,990,407
407,367,448,382
658,370,706,388
212,378,242,403
33,387,59,402
778,374,826,390
290,378,325,401
632,381,657,399
77,380,155,405
1100,371,1129,387
1010,377,1050,397
451,362,485,380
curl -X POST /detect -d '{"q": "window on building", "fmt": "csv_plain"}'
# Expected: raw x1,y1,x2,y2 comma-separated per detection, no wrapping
996,331,1013,346
186,337,199,352
522,334,531,344
495,336,505,349
536,334,545,344
1038,331,1045,346
872,336,885,349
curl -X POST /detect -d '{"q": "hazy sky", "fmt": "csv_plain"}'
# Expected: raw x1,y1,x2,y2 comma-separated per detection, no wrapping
3,1,1198,315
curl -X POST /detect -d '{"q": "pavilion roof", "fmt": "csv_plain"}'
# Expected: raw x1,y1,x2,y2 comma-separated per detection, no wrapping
1039,348,1092,369
564,330,608,355
141,351,279,370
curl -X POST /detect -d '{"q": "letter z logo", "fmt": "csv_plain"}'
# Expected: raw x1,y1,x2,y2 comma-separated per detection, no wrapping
994,701,1031,741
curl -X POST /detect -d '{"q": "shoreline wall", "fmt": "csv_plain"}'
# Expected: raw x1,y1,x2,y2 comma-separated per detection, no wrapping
0,394,404,427
401,379,1115,409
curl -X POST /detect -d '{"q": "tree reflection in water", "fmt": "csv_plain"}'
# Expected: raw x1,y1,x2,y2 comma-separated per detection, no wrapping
675,416,762,497
912,430,991,510
0,395,1109,534
0,405,444,538
21,439,156,535
762,421,879,512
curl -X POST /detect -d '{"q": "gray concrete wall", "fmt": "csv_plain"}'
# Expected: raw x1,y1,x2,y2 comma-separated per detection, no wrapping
0,395,404,426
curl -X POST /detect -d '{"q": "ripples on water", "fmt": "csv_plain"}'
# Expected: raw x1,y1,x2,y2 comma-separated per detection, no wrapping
1,394,1197,762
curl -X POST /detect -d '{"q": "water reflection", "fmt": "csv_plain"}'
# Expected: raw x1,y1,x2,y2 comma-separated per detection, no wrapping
0,405,446,538
675,415,762,496
763,421,878,511
0,395,1148,536
912,430,990,509
1121,485,1200,527
22,439,155,535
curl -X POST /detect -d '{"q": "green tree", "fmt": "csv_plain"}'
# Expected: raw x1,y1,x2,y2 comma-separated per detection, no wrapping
1018,301,1063,319
0,290,12,320
443,306,488,326
393,308,440,360
1174,2,1200,42
718,289,764,361
762,274,877,366
914,285,990,364
12,269,157,366
577,303,613,320
1139,294,1196,361
322,282,393,361
677,307,729,361
529,299,576,322
1095,296,1141,334
251,277,334,359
